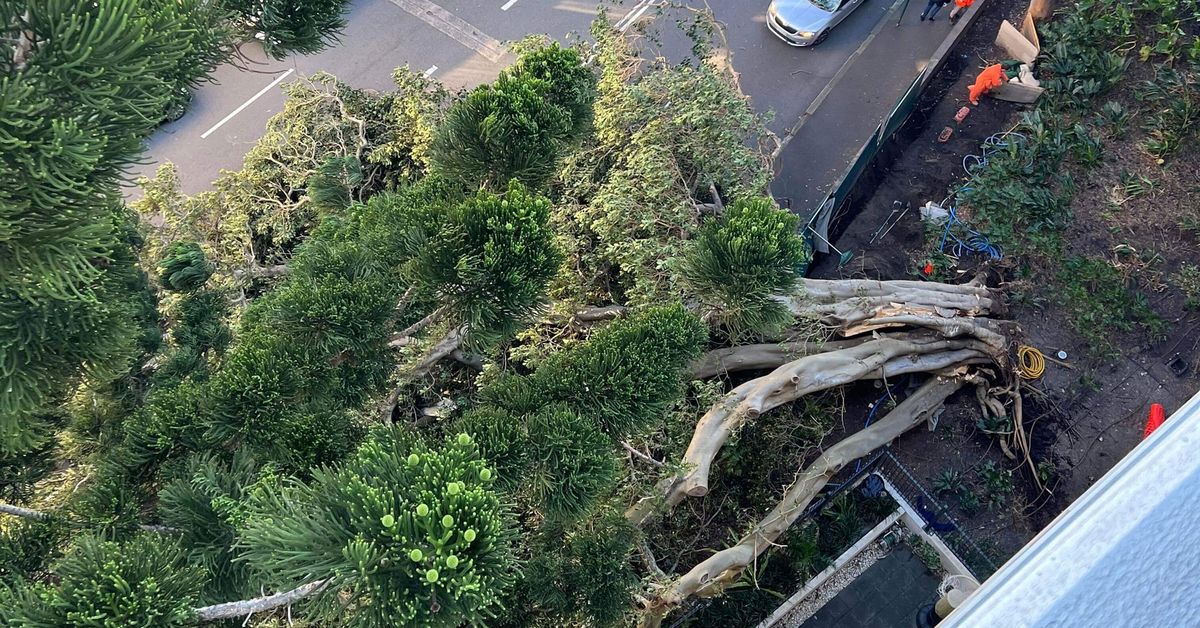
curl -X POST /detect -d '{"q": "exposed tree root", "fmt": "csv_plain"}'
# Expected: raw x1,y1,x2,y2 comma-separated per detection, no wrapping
637,376,965,627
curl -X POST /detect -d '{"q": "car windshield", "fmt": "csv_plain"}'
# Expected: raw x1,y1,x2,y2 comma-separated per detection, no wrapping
808,0,839,11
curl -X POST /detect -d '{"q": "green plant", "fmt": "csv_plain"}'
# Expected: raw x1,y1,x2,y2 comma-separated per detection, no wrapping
1057,256,1164,355
678,197,811,339
933,470,965,497
1171,263,1200,309
976,413,1014,435
1,534,206,627
523,513,640,627
1068,122,1104,167
497,304,707,437
157,241,214,292
907,534,941,572
1094,100,1132,136
1137,65,1199,162
239,428,517,627
221,0,352,58
977,461,1014,511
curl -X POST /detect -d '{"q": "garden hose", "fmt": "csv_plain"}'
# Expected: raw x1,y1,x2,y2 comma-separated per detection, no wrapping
1017,345,1046,379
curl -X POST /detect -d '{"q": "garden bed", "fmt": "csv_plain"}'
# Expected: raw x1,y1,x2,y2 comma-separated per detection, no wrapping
809,0,1200,564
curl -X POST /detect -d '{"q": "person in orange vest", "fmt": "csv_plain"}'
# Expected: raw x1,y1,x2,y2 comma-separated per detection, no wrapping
948,0,974,23
968,61,1022,105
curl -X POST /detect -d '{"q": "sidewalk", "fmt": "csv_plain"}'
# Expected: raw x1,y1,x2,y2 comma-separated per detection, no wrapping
769,0,985,236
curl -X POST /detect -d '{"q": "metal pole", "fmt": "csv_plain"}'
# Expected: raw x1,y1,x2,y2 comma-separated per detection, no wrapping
897,0,912,26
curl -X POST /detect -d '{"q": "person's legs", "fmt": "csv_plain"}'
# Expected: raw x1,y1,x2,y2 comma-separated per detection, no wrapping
928,1,944,18
920,0,938,19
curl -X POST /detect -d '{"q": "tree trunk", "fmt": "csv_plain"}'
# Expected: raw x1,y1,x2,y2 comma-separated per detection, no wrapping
638,377,964,627
627,331,999,525
194,579,328,621
1029,0,1054,19
780,278,998,328
574,304,629,322
0,503,178,533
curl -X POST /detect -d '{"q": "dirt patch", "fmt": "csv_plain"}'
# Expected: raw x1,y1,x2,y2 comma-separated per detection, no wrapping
809,0,1199,567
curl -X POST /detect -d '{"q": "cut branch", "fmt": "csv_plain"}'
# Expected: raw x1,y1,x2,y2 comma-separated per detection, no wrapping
573,304,629,322
194,579,329,621
690,339,864,379
628,330,1001,525
0,503,180,533
231,263,290,282
638,376,965,626
389,305,448,347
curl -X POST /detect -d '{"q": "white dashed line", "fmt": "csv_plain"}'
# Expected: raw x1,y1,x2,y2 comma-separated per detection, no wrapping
501,0,519,10
387,0,507,63
423,65,439,77
615,0,656,32
200,68,295,139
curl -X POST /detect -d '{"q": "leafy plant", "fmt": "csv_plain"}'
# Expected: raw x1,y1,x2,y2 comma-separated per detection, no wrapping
1171,263,1200,309
933,470,965,497
907,534,942,572
977,461,1014,511
1057,256,1164,356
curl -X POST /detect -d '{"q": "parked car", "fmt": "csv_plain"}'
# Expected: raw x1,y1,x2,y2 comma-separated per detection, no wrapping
766,0,868,47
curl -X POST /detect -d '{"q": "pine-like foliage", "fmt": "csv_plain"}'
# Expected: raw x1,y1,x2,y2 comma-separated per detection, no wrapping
1,0,227,440
509,43,597,138
408,180,562,346
678,197,810,339
429,44,596,189
158,450,278,601
157,241,214,292
524,513,641,627
0,534,206,627
488,304,707,436
461,404,617,523
222,0,351,58
239,428,517,627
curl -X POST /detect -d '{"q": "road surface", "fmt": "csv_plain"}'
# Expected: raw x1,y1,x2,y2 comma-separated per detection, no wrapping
134,0,903,196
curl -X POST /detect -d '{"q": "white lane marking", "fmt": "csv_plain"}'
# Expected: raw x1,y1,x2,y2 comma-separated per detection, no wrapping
387,0,507,63
200,68,295,139
501,0,519,10
423,65,439,77
616,0,655,32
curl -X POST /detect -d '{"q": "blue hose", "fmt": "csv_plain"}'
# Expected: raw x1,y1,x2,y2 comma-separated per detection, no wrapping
937,205,1003,260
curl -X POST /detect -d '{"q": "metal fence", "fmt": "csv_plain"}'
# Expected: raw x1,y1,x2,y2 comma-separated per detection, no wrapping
877,449,999,579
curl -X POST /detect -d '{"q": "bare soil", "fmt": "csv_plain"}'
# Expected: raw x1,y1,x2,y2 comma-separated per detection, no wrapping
809,0,1200,566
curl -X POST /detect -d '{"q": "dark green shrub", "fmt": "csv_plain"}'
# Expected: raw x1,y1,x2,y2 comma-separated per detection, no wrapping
525,513,640,627
158,241,213,292
679,197,809,339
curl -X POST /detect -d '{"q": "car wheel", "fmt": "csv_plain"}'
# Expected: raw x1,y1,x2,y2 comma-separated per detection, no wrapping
813,30,829,45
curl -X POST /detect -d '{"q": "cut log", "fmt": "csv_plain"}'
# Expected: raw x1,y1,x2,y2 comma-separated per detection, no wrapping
689,339,864,379
638,377,964,627
779,278,998,328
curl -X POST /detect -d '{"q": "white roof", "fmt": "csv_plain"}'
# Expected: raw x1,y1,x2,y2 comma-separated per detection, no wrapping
944,389,1200,628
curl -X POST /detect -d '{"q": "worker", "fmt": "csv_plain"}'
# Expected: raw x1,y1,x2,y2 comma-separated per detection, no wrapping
967,61,1023,105
948,0,973,23
920,0,951,21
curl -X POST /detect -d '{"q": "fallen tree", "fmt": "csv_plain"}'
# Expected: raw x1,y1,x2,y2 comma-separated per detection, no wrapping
638,375,968,627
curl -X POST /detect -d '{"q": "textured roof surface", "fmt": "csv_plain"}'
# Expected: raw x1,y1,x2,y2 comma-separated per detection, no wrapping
945,390,1200,627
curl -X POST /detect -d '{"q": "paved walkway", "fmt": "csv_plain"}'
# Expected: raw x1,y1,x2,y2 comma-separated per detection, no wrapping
802,545,940,627
770,0,984,222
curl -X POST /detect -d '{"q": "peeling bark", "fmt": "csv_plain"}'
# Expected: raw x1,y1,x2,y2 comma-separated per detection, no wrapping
0,503,179,533
638,377,965,627
779,278,998,328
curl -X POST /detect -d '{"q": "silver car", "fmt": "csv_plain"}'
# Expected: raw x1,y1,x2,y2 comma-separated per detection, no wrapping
766,0,869,46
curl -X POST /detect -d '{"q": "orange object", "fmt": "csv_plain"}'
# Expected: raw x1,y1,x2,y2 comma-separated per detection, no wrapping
923,262,935,275
938,126,954,142
968,64,1006,105
954,0,973,7
954,106,971,123
1144,403,1166,439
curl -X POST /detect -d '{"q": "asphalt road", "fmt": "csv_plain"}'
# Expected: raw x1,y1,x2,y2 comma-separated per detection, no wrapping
133,0,904,195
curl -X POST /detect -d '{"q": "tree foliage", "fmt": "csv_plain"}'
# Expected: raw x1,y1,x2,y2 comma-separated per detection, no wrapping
429,45,596,189
679,197,810,339
239,429,516,627
222,0,351,58
0,534,206,627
